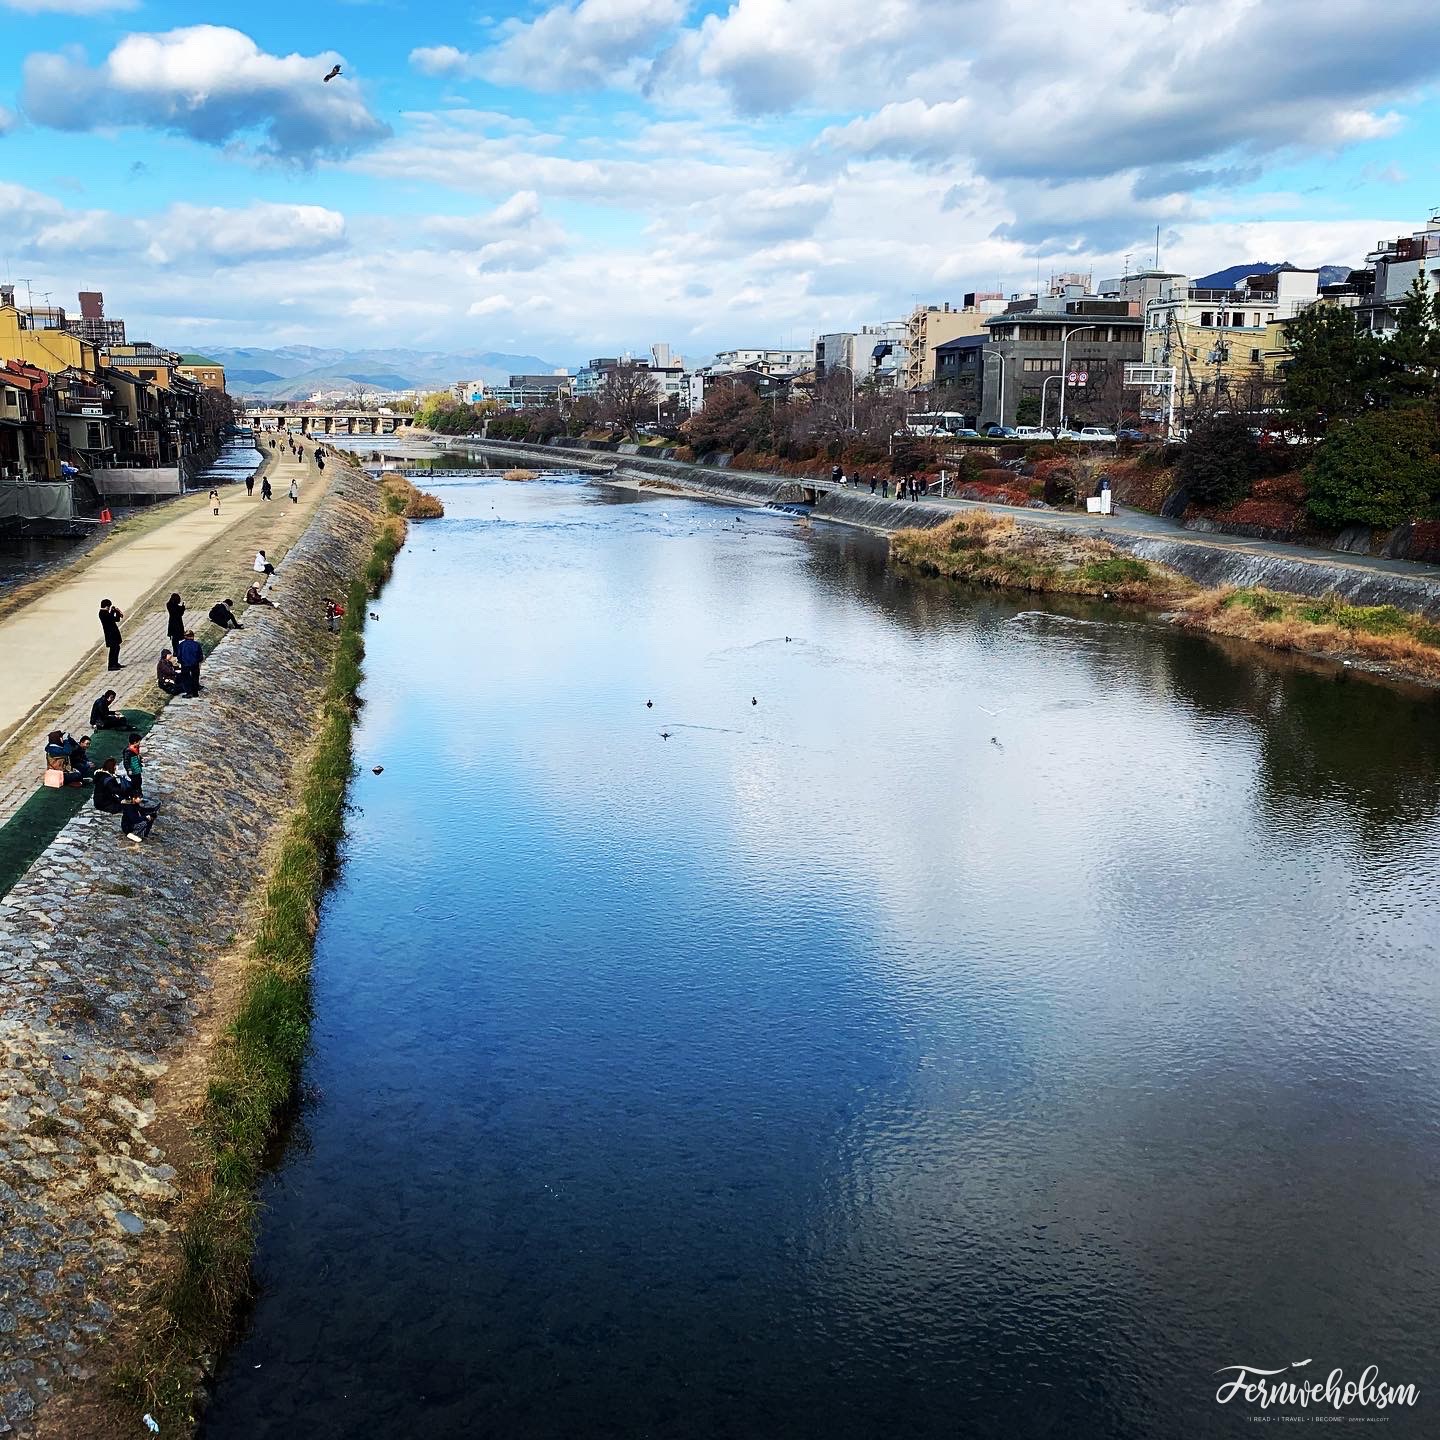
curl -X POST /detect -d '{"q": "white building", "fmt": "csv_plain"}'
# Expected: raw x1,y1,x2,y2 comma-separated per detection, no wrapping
1357,211,1440,333
813,324,909,387
1142,269,1319,365
452,379,487,404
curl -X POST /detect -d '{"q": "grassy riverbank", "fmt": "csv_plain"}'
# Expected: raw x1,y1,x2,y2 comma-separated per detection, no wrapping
893,512,1440,684
107,502,413,1433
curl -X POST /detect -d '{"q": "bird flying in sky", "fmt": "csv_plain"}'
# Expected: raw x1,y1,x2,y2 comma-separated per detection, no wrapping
323,64,342,83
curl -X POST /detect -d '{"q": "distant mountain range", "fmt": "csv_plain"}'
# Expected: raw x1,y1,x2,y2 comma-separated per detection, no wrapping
182,344,564,400
1191,261,1352,290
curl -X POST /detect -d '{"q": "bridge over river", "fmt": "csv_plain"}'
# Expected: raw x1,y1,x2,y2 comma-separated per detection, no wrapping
248,410,419,437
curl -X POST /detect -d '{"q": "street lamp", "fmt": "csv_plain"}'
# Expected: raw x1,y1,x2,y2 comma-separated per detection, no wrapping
1058,323,1102,434
981,351,1007,429
1039,372,1064,434
829,361,858,430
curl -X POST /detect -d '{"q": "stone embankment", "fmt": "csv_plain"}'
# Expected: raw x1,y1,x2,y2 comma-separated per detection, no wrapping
469,440,1440,620
0,462,381,1435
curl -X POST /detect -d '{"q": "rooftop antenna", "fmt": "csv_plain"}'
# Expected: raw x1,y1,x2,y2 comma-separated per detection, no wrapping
1155,225,1161,270
1123,252,1131,277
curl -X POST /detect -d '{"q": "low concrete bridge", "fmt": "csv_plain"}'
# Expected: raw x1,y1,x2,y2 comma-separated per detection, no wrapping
247,410,418,437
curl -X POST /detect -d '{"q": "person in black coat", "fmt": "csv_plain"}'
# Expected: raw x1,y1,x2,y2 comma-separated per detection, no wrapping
89,689,127,730
93,759,158,842
166,592,186,648
208,599,243,630
98,598,124,670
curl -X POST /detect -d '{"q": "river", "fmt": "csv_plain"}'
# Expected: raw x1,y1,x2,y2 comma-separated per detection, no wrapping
202,472,1440,1438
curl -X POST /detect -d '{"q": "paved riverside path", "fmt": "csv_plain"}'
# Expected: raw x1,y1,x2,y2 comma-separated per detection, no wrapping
2,485,260,743
482,441,1440,597
0,444,325,834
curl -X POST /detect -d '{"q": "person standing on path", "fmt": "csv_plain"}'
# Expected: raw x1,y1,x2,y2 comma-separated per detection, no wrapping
245,473,255,498
289,477,300,505
166,592,186,648
261,476,272,501
176,630,204,697
209,488,220,516
98,598,124,670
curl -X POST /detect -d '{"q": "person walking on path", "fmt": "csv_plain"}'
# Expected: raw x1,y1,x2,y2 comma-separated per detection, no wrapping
208,598,243,630
98,598,124,670
209,488,220,516
245,473,255,498
176,630,204,697
288,477,300,505
166,592,186,648
261,476,272,501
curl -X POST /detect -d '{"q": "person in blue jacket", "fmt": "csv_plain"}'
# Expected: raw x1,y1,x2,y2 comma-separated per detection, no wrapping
176,630,204,697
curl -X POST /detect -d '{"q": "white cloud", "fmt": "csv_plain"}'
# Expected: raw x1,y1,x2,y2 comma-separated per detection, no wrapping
820,100,969,163
22,25,389,162
409,45,471,77
410,0,688,92
147,203,347,263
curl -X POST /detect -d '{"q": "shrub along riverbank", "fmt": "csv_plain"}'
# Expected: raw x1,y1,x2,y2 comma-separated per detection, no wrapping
892,512,1440,684
108,486,430,1433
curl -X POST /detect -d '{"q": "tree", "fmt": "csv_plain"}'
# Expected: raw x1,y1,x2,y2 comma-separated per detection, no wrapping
1305,406,1440,529
599,365,660,435
1281,304,1387,437
683,381,764,455
1175,414,1263,507
1380,277,1440,410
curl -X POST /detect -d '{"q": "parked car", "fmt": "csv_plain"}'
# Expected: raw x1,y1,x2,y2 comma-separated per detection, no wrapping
983,425,1016,438
952,428,981,439
1077,427,1117,442
1116,429,1147,442
1013,426,1047,440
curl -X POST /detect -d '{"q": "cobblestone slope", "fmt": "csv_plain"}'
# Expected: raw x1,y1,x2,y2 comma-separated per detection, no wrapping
0,465,380,1434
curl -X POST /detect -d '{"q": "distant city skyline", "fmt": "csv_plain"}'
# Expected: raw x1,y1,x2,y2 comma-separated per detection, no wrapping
2,0,1438,361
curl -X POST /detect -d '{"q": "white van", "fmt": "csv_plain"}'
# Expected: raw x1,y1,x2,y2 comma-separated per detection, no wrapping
1013,426,1047,440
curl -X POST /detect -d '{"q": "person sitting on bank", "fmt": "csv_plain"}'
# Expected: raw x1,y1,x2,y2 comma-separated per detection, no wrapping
176,631,204,697
45,730,88,786
157,648,183,695
254,549,276,577
244,583,277,608
89,689,127,730
122,732,145,796
208,598,244,630
93,758,159,843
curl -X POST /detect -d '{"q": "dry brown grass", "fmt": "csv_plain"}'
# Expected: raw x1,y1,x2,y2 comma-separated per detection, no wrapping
891,511,1194,603
1176,587,1440,682
503,467,537,481
892,514,1440,684
379,472,445,519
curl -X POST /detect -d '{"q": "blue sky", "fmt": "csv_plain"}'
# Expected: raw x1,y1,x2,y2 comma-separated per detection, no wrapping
2,0,1438,365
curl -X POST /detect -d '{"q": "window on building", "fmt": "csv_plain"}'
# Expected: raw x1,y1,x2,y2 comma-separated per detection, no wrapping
139,369,157,381
1267,312,1275,323
86,423,102,448
1022,358,1061,373
1200,311,1213,327
1250,348,1261,363
1252,314,1261,327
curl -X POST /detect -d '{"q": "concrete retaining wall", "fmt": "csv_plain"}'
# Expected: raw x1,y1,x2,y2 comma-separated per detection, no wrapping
0,461,381,1434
